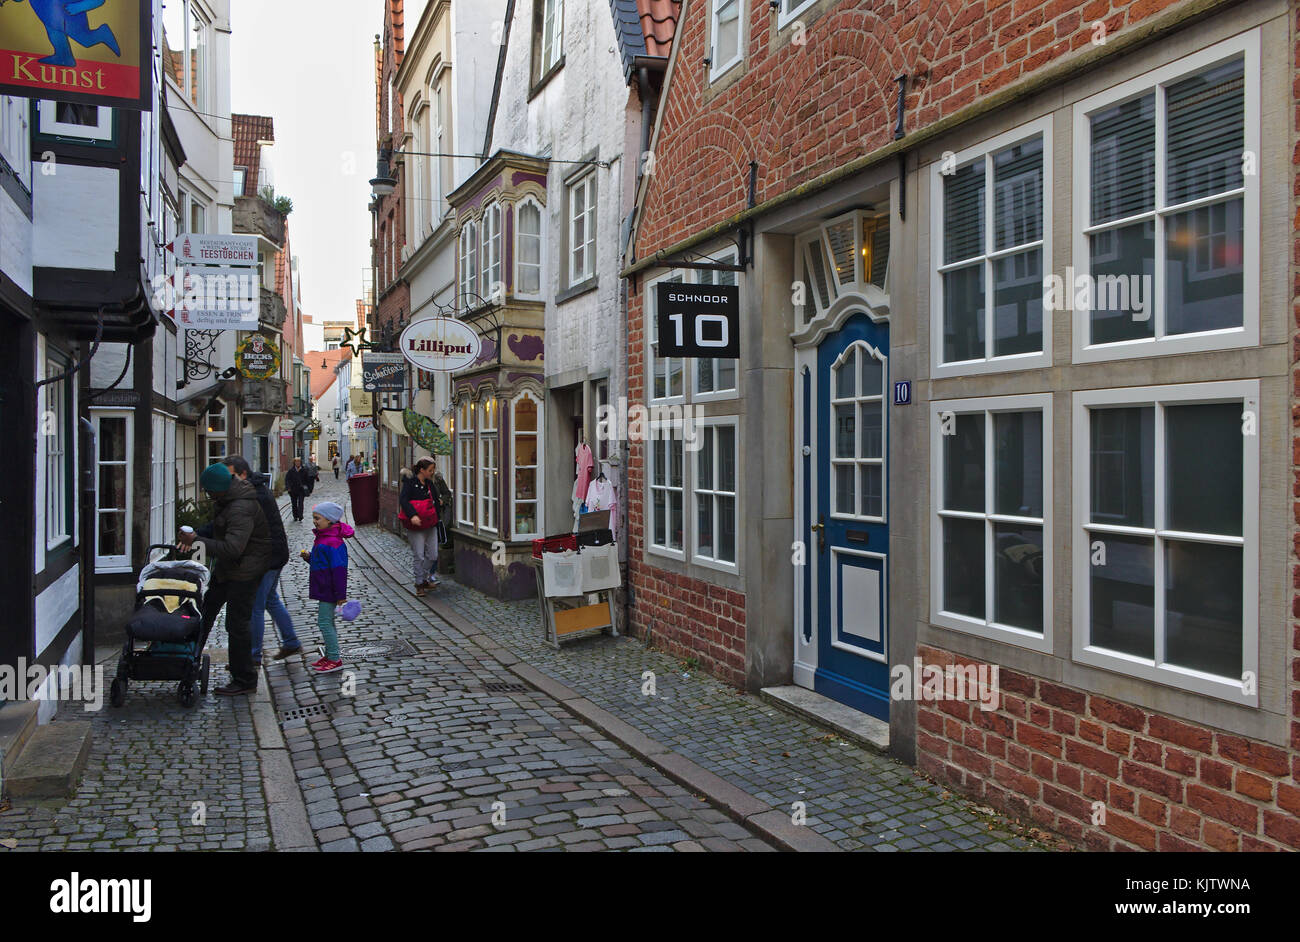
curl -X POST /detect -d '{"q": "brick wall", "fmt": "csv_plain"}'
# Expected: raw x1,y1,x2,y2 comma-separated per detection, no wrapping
915,645,1300,851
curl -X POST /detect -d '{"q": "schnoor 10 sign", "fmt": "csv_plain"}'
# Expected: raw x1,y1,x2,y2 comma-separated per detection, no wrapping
656,283,740,359
398,317,482,373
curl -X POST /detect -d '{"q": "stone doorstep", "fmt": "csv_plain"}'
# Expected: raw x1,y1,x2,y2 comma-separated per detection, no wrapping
758,686,890,754
3,720,93,799
0,699,40,795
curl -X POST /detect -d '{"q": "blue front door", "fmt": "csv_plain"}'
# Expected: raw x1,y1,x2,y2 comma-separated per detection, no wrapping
813,312,890,719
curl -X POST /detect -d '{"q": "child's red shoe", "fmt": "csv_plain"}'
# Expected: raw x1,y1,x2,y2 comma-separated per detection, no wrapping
313,658,344,674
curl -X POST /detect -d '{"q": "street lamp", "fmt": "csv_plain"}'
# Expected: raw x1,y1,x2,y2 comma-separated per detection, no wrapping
369,149,397,199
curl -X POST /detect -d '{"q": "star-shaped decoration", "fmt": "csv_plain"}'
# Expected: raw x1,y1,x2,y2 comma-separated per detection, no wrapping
341,326,372,357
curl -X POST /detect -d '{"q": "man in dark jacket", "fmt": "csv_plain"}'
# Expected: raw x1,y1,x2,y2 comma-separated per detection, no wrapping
223,455,302,661
181,462,273,695
285,457,308,521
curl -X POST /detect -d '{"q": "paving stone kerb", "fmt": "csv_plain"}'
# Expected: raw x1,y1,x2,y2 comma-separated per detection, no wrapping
348,488,1048,852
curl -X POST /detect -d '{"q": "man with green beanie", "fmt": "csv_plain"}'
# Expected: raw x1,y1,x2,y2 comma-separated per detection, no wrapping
180,462,274,695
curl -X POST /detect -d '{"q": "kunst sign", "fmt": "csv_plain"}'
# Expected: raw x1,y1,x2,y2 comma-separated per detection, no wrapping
399,318,481,373
0,0,152,109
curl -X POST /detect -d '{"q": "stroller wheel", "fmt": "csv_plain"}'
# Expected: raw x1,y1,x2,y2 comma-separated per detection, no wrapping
110,678,126,708
178,680,196,708
200,654,211,696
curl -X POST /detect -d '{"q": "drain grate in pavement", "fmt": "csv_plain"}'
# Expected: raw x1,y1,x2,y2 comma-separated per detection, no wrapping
481,682,529,694
280,703,332,722
338,638,416,659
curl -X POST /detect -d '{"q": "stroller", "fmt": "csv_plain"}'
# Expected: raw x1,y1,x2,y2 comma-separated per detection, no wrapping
111,544,213,708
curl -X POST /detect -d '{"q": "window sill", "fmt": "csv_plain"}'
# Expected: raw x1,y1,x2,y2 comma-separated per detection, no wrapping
556,277,598,306
930,611,1052,655
931,350,1051,379
528,57,565,101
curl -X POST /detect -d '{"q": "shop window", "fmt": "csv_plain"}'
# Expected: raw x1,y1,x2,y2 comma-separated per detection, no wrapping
694,420,737,568
512,393,541,538
1073,33,1258,362
93,412,132,570
479,398,499,533
1073,381,1257,701
456,399,475,526
931,394,1052,651
932,117,1051,377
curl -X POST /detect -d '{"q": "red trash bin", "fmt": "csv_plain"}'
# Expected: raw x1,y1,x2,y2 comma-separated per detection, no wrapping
347,471,379,525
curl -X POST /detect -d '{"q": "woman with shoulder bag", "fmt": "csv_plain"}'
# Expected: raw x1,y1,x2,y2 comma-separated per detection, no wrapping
399,456,440,595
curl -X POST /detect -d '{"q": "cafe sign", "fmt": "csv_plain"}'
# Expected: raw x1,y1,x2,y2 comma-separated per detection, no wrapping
234,333,280,381
362,352,407,392
399,317,481,373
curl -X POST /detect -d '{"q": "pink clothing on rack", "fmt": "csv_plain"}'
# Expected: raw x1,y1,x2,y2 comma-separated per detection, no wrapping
574,442,593,503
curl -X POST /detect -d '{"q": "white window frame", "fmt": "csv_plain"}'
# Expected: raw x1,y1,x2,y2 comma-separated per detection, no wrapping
567,173,596,287
929,115,1053,378
1071,30,1260,364
646,270,686,405
480,202,502,301
647,423,686,560
149,413,176,549
515,196,544,300
456,399,476,526
431,79,444,222
540,0,564,75
510,390,543,539
0,95,31,190
89,410,132,571
708,0,746,82
692,253,740,402
232,166,246,197
776,0,816,29
691,417,739,573
459,220,478,308
478,398,499,534
43,355,72,551
829,340,888,523
929,393,1053,653
1071,381,1259,704
37,100,113,141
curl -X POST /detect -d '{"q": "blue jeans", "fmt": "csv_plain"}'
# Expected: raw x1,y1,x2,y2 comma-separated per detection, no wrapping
251,567,300,659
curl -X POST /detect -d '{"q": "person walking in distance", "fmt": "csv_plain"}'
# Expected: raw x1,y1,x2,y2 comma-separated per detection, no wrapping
222,455,303,661
304,457,320,495
300,501,353,673
332,454,340,479
285,457,308,521
399,457,440,596
178,462,272,695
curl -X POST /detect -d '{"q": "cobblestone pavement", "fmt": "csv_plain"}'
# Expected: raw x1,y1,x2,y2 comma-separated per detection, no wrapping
353,490,1047,852
268,479,771,851
0,645,271,851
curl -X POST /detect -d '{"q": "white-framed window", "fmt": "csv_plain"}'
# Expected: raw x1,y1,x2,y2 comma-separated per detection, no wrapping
693,419,738,570
150,413,176,548
931,116,1052,377
93,411,132,570
232,167,246,197
431,80,445,221
776,0,816,29
456,399,475,526
516,197,543,298
205,400,227,465
480,202,502,301
831,341,886,521
511,391,541,538
0,95,31,190
1072,31,1259,363
162,0,209,111
189,195,206,235
648,427,685,557
693,256,738,399
43,354,73,550
930,393,1052,652
410,107,426,241
459,220,478,309
1072,381,1258,703
37,101,112,141
709,0,745,81
539,0,564,76
567,173,596,287
648,271,685,403
478,398,499,533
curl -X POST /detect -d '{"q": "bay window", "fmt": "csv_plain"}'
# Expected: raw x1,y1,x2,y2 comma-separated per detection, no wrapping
481,203,502,301
456,400,475,525
459,221,478,309
478,398,499,532
516,198,543,298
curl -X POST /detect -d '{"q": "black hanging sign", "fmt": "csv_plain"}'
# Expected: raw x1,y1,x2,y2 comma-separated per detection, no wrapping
656,283,739,359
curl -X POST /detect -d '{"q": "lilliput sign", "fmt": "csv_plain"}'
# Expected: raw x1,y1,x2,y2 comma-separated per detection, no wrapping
234,333,280,381
399,317,481,373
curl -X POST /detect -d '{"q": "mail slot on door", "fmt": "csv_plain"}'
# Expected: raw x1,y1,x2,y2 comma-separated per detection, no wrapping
846,530,870,543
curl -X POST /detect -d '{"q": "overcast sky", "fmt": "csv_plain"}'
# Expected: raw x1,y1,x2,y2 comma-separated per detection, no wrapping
229,1,419,352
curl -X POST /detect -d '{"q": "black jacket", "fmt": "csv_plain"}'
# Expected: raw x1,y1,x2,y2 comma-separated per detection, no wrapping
285,465,308,495
248,472,290,569
399,474,435,519
197,478,273,582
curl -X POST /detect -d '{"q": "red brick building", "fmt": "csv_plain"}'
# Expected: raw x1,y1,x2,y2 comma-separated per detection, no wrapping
624,0,1298,849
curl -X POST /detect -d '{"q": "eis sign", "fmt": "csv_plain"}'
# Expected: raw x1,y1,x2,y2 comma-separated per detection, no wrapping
0,0,152,110
656,283,739,359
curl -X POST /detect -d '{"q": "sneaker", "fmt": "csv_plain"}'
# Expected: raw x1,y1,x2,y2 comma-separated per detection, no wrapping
273,645,303,660
313,659,344,674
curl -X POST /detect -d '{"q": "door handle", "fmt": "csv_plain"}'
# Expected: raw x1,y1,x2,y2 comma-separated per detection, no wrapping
811,515,826,553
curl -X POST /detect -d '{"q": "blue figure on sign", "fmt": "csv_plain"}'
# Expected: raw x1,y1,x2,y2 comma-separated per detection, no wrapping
4,0,122,67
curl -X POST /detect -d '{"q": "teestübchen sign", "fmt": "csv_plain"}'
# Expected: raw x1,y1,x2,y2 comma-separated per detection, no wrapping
656,283,739,358
169,233,259,266
362,352,407,392
399,318,481,373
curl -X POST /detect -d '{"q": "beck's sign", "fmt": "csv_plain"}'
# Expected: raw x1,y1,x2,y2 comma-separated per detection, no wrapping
399,317,481,373
362,352,407,392
0,0,152,110
656,283,739,359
